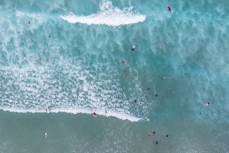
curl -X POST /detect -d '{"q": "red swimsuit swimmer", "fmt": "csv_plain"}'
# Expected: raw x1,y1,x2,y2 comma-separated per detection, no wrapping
168,5,171,12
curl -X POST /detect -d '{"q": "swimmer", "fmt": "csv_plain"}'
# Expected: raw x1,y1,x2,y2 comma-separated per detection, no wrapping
131,45,136,51
105,109,107,114
28,21,31,24
159,45,165,49
45,106,51,112
134,100,137,103
152,131,156,134
168,5,171,12
204,102,210,107
121,60,127,64
44,132,48,138
148,133,152,139
155,93,158,97
147,88,150,90
93,113,97,117
166,134,169,137
154,140,158,144
48,35,51,38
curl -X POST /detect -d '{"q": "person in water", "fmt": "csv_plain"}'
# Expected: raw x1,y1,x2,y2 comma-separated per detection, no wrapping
93,113,97,117
131,45,136,51
148,133,152,139
45,106,51,112
168,5,171,12
204,102,210,107
44,132,48,138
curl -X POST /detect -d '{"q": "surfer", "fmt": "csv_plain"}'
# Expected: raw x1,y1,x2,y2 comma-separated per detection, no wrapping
168,5,171,12
93,113,97,117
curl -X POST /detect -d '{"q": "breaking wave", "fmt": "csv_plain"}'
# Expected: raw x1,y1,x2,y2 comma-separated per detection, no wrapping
60,0,146,26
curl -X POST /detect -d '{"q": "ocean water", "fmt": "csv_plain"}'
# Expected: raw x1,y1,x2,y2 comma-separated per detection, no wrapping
0,0,229,152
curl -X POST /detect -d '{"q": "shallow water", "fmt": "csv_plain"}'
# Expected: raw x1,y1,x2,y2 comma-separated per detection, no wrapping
0,0,229,152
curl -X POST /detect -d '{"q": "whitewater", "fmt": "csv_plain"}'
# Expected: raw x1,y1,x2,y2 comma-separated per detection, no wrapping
60,0,146,26
0,0,229,152
0,0,150,122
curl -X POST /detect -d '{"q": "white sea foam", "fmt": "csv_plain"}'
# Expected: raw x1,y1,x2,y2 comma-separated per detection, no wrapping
0,107,141,122
0,60,146,123
60,0,146,26
15,11,44,19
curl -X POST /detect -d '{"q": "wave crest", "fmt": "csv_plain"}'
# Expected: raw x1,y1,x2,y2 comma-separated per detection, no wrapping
60,0,146,26
0,107,141,122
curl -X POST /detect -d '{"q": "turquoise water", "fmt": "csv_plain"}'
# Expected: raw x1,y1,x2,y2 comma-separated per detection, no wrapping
0,0,229,152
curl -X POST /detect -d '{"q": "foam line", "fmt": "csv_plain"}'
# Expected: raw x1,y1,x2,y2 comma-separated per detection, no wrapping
60,0,146,26
0,107,141,122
